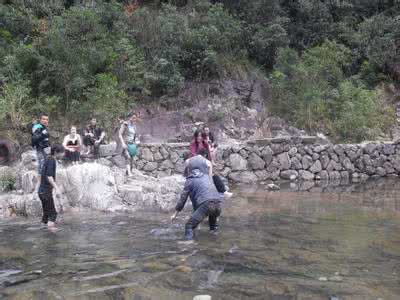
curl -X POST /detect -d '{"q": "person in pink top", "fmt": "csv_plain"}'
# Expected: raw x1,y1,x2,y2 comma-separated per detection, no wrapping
189,130,211,161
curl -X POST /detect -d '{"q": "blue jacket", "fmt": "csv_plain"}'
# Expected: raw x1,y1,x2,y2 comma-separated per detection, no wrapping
176,169,223,212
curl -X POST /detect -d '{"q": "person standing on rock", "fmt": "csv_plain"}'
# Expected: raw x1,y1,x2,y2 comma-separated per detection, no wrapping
38,144,64,231
118,112,140,177
31,114,50,174
171,166,224,240
83,118,105,158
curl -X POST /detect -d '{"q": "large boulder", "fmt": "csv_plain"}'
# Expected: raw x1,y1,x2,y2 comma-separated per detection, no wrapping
229,153,248,171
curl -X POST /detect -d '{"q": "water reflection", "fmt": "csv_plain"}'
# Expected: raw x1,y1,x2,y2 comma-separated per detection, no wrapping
1,178,400,299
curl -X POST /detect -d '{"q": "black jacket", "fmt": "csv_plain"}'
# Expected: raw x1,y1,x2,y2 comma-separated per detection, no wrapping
176,169,223,212
31,123,49,150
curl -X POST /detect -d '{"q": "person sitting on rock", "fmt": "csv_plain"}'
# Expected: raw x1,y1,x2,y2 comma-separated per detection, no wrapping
63,126,82,164
38,144,64,231
203,127,218,161
183,149,232,198
189,130,212,161
171,164,224,240
117,112,140,177
83,118,105,158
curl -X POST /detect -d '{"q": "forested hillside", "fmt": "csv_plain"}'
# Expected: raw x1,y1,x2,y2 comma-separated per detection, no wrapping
0,0,399,141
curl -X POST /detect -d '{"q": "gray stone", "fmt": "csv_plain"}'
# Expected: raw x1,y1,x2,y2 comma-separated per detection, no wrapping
318,170,329,181
175,160,186,173
383,144,395,155
153,151,163,161
363,154,373,166
277,152,291,170
376,167,386,176
328,171,341,180
21,171,39,194
309,160,322,173
140,148,154,162
314,145,328,153
312,153,320,161
248,153,265,170
159,160,174,170
383,162,395,174
267,183,280,191
261,146,273,166
271,143,284,155
20,150,38,171
363,143,377,154
220,167,232,177
365,165,375,175
280,170,298,180
301,155,313,170
342,158,355,172
170,151,180,163
159,147,170,159
239,149,248,159
98,143,117,157
228,171,258,183
340,171,349,180
320,155,330,169
143,162,158,172
290,157,302,170
330,153,339,162
299,170,314,181
333,145,345,156
255,170,269,181
288,147,297,157
229,153,248,171
304,146,313,156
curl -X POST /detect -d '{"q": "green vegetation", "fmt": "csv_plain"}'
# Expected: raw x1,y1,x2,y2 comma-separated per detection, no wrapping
0,0,398,142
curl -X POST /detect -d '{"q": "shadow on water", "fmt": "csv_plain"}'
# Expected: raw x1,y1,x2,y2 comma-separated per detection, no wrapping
1,178,400,299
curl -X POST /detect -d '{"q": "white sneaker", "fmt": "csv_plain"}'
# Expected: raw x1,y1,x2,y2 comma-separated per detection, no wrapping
224,191,233,199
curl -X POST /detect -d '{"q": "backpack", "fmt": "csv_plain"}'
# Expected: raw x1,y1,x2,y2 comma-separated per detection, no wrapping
31,122,44,148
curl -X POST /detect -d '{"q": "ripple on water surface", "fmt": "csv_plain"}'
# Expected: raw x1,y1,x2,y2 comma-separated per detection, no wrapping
1,178,400,299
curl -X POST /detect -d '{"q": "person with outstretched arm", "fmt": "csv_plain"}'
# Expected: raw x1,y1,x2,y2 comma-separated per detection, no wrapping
171,167,224,240
38,144,64,231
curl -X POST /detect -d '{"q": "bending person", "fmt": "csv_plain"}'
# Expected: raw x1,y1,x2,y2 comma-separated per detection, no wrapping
171,167,224,240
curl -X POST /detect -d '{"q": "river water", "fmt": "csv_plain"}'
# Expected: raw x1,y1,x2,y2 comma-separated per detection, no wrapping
1,179,400,299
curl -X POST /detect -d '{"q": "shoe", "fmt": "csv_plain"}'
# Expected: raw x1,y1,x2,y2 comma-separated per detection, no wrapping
224,191,233,199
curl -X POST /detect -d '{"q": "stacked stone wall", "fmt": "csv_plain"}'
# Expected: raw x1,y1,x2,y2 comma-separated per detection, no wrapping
97,137,400,183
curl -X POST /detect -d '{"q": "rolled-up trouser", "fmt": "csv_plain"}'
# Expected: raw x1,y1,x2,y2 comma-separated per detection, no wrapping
185,200,221,232
38,191,57,224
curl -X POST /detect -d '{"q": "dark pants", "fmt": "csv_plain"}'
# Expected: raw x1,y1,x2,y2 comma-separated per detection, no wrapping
65,150,80,162
83,136,101,158
38,192,57,223
212,175,226,193
186,200,221,232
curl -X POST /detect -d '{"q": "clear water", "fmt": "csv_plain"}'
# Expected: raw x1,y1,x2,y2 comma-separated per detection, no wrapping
1,179,400,300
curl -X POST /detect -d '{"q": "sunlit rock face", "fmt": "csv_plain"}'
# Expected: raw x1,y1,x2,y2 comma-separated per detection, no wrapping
1,162,185,218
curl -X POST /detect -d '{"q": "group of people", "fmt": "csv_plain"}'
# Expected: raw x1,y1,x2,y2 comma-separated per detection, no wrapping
30,112,140,231
31,113,229,239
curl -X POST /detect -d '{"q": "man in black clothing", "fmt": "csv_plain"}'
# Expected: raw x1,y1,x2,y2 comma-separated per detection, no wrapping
31,114,50,174
83,118,105,158
171,167,224,240
38,144,64,231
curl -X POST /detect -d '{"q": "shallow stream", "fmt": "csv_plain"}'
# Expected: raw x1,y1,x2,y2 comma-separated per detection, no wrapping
1,179,400,299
